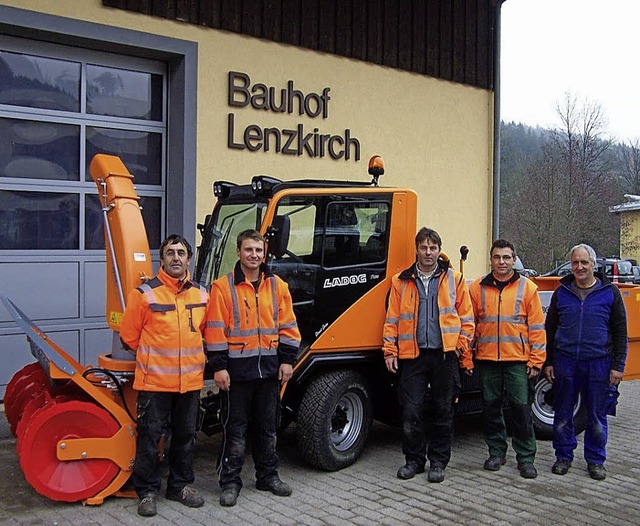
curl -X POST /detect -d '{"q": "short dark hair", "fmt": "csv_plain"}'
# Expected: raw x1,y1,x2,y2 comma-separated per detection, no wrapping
237,229,265,249
160,234,193,258
415,227,442,249
490,239,516,257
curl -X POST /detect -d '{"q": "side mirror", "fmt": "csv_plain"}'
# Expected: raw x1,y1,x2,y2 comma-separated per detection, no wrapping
266,215,290,258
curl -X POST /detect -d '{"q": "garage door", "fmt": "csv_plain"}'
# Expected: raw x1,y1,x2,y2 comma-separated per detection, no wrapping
0,35,166,397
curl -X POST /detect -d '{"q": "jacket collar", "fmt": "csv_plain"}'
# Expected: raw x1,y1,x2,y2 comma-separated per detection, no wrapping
480,269,521,288
559,270,610,290
157,266,192,292
233,260,274,285
399,257,450,281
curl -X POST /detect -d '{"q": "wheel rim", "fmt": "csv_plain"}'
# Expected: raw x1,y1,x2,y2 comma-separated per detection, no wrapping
18,400,121,502
532,378,582,426
330,390,364,452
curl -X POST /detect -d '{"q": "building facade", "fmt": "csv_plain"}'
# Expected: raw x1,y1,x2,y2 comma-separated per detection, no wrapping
0,0,501,395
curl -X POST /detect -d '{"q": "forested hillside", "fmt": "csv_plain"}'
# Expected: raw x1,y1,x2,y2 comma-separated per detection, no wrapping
499,98,640,273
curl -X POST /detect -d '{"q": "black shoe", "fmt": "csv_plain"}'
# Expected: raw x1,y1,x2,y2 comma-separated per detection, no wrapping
483,456,507,471
588,464,606,480
518,462,538,479
137,495,157,517
427,465,445,483
397,462,425,480
219,486,240,507
256,477,292,497
166,486,204,508
552,460,571,475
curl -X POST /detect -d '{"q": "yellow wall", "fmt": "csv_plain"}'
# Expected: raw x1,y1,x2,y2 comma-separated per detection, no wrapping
620,211,640,262
1,0,494,278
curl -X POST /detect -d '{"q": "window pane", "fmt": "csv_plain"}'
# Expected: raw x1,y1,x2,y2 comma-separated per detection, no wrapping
85,194,161,250
87,65,162,120
86,127,162,185
0,51,80,112
0,191,78,249
0,118,80,180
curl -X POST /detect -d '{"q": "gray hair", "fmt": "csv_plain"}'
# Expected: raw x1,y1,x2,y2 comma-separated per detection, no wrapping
568,243,597,266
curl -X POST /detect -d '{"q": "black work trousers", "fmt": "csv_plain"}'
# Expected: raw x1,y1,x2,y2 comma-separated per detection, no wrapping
133,390,200,498
217,378,280,490
398,348,457,468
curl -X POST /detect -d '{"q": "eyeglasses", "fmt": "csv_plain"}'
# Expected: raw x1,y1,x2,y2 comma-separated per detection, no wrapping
491,255,513,261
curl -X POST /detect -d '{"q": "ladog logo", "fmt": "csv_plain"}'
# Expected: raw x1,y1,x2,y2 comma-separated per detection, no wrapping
323,274,367,288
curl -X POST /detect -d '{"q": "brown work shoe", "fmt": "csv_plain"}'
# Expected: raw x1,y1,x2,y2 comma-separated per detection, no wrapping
166,486,204,508
137,495,157,517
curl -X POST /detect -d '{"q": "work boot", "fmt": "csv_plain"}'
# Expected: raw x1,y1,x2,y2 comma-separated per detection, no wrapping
256,477,292,496
397,462,425,480
166,486,204,508
137,495,157,517
219,486,240,507
552,460,571,475
588,464,606,480
518,462,538,479
427,464,445,483
483,456,507,471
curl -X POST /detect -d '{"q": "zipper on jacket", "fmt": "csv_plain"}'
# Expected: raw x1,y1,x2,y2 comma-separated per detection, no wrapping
497,291,502,361
255,290,263,378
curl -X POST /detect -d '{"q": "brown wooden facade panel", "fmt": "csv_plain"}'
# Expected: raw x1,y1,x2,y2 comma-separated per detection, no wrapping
102,0,496,89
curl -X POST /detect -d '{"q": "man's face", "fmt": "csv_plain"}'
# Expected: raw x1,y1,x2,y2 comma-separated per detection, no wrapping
237,238,264,273
416,238,441,272
571,247,595,286
490,247,515,280
161,242,190,280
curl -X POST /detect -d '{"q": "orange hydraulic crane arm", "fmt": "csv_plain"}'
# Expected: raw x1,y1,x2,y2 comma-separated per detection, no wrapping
89,154,153,332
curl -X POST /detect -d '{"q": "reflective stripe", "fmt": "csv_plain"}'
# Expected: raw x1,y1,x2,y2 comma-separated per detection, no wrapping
398,333,414,341
280,321,299,330
399,313,414,320
480,315,526,325
206,320,226,329
279,336,301,348
228,327,278,338
477,335,529,345
383,336,396,343
531,343,545,350
269,276,278,327
446,272,456,307
441,326,461,334
227,273,241,328
439,306,457,315
386,317,399,324
513,277,527,316
460,330,473,339
206,343,228,352
530,323,545,331
139,344,203,357
460,316,474,324
228,347,278,358
143,363,204,376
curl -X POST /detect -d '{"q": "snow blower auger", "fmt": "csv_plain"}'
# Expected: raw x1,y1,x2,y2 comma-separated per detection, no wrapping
2,154,153,505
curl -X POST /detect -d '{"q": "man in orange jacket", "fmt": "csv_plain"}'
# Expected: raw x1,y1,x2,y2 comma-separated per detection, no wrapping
120,234,209,517
469,239,546,479
383,227,475,483
205,229,301,508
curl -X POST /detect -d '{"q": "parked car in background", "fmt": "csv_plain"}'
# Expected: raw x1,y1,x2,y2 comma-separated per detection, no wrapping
632,265,640,285
513,256,539,278
543,257,636,284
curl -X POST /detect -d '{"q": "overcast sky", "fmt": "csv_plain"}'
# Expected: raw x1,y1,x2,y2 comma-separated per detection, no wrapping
500,0,639,142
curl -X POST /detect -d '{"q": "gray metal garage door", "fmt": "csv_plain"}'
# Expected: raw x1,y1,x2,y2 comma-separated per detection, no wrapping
0,35,166,397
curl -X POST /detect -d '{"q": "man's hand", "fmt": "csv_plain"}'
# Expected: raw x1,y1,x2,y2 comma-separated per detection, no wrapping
385,356,398,373
214,369,231,391
527,366,540,379
610,369,623,387
543,365,554,383
279,363,293,383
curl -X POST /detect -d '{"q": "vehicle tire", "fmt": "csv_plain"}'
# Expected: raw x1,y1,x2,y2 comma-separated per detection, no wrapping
531,376,587,439
296,369,373,471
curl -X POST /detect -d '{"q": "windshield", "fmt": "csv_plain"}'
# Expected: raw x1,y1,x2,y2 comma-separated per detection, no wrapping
195,201,266,286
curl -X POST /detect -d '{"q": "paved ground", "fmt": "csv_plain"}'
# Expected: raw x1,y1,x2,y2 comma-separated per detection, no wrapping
1,381,639,526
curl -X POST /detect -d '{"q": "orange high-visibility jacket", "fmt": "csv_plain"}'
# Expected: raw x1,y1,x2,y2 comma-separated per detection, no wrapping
205,262,301,382
469,272,546,369
120,267,209,393
383,260,475,369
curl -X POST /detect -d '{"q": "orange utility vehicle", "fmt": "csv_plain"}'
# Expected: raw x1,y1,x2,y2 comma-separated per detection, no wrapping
4,154,640,504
